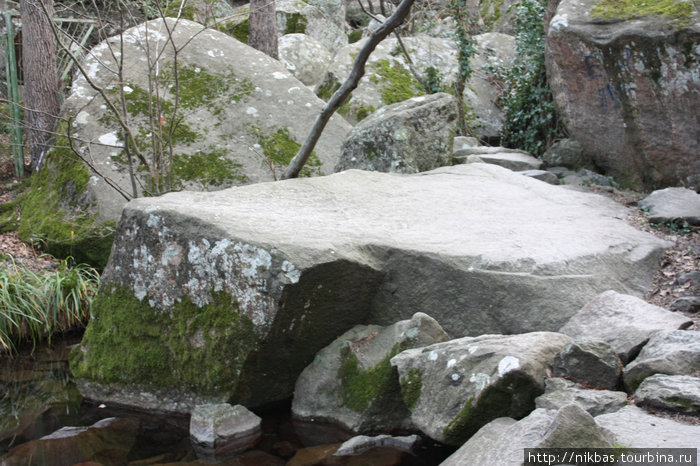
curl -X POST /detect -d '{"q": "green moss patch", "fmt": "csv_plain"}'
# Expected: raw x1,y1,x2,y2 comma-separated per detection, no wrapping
348,28,363,44
340,343,403,413
369,59,424,105
399,368,423,410
172,147,247,188
591,0,694,24
284,12,307,34
70,284,257,395
442,374,541,445
255,127,322,177
480,0,505,28
17,130,114,268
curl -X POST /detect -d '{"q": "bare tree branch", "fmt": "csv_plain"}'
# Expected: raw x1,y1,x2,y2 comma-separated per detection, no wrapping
281,0,416,180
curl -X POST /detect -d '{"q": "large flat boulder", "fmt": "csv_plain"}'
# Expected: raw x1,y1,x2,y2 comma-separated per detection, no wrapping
71,164,668,412
545,0,700,189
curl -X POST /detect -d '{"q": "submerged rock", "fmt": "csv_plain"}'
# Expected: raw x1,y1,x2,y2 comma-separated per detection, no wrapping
71,164,668,412
190,403,261,457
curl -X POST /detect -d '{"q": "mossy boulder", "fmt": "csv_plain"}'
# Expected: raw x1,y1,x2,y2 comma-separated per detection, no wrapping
58,17,350,226
318,32,515,138
391,332,572,445
546,0,700,188
292,313,449,434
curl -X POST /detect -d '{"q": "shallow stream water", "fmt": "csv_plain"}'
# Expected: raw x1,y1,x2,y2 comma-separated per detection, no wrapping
0,335,454,465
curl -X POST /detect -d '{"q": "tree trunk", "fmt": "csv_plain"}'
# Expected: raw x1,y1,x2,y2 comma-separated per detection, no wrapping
249,0,278,58
21,0,60,172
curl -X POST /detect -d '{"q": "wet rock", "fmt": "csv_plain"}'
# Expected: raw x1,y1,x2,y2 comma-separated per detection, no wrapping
623,330,700,392
634,374,700,414
335,93,458,174
552,340,623,390
595,405,700,448
390,332,572,445
0,417,139,466
189,403,261,457
639,188,700,226
292,313,449,433
333,434,420,456
441,404,612,465
535,377,627,417
559,291,693,363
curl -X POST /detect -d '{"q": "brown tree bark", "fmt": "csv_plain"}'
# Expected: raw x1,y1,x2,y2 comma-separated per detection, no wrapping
249,0,278,58
21,0,60,172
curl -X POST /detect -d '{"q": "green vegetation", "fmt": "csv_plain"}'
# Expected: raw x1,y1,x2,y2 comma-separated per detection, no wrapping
70,284,257,395
0,257,99,353
369,59,424,105
172,148,247,188
399,368,423,410
219,18,250,43
442,374,540,445
480,0,505,28
17,128,115,268
340,343,403,413
489,0,565,156
256,127,322,177
348,28,363,44
316,78,342,101
591,0,694,24
422,66,446,94
449,0,477,136
284,12,307,34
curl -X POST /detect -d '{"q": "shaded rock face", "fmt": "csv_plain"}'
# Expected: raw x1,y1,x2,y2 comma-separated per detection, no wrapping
72,164,668,412
61,18,351,223
390,332,572,445
292,313,449,434
0,417,139,466
441,404,612,466
535,378,627,417
552,340,623,390
545,0,700,189
335,93,458,174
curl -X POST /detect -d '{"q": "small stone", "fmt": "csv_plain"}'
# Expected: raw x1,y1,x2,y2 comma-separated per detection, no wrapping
670,296,700,313
519,169,560,185
334,434,420,456
552,340,622,390
639,188,700,226
190,403,261,457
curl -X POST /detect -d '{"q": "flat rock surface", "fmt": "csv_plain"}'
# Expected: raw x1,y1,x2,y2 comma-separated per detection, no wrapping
639,188,700,226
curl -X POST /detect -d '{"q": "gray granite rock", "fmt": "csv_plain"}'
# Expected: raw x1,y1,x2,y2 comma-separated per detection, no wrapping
639,188,700,226
535,377,627,416
634,374,700,414
552,340,623,390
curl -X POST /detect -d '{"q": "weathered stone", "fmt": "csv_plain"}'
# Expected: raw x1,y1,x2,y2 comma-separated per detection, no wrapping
33,18,350,266
519,169,560,185
634,374,700,414
639,188,700,226
0,417,139,466
545,0,700,189
623,330,700,392
559,291,692,364
190,403,261,457
319,32,515,137
441,404,613,466
454,148,543,171
535,377,627,417
595,405,700,449
278,33,333,88
333,434,420,456
72,164,669,412
292,313,449,433
335,93,458,174
670,297,700,314
390,332,572,445
542,139,588,170
552,340,623,390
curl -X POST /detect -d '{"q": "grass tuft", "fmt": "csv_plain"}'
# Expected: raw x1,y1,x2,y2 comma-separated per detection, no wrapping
0,256,99,353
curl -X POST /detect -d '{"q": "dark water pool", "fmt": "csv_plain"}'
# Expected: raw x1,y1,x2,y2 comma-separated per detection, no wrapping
0,335,454,464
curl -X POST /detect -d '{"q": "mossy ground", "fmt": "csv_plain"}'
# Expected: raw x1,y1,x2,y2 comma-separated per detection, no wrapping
70,284,257,395
591,0,694,23
255,127,322,177
16,128,114,269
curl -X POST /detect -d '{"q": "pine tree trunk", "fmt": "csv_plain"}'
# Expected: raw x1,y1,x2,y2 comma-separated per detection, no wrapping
249,0,278,58
21,0,60,172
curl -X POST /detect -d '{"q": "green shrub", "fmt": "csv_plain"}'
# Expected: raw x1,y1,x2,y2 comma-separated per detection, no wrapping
0,257,99,353
488,0,565,155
